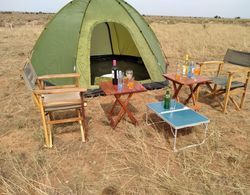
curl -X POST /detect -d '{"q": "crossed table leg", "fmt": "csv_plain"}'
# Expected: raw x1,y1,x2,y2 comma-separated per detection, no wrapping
172,82,201,106
108,93,138,128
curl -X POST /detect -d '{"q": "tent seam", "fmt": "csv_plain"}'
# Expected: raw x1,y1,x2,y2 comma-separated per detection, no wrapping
106,22,114,54
116,0,165,72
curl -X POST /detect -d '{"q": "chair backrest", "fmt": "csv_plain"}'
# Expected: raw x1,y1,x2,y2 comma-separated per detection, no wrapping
224,49,250,67
22,63,37,90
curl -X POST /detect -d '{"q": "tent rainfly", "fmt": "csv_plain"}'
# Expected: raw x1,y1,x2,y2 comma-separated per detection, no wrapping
31,0,167,88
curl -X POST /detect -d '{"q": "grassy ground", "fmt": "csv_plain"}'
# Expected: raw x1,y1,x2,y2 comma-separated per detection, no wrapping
0,13,249,194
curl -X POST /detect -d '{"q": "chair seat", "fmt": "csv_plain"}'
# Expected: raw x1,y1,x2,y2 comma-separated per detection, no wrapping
45,104,82,112
210,76,245,89
43,92,82,111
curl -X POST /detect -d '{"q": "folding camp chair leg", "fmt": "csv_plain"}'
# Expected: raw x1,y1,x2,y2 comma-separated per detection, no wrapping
229,97,240,111
240,72,249,108
38,98,51,147
46,114,53,148
77,109,85,142
223,94,230,113
203,83,217,98
223,74,233,113
206,91,225,111
240,91,247,109
79,120,85,142
32,93,40,108
40,111,51,148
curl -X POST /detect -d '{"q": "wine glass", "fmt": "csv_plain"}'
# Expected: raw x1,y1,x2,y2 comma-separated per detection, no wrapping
126,70,133,80
175,63,181,80
194,64,201,80
126,70,134,89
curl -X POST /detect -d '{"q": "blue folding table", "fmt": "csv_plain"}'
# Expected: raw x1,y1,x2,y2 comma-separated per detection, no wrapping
146,100,209,152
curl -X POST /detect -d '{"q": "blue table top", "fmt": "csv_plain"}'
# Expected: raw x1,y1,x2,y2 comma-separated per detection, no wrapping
147,100,186,114
147,101,209,129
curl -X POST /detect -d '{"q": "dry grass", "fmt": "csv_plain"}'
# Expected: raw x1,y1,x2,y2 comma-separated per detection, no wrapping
0,13,250,194
151,22,250,64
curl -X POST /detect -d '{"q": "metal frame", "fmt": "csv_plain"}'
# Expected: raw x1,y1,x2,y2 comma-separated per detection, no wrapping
146,102,209,152
169,123,208,152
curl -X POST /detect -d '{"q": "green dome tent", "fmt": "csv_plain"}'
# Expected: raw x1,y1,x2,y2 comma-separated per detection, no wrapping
31,0,167,89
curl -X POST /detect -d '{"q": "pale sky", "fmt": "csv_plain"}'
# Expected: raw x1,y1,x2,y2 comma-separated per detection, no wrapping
0,0,249,18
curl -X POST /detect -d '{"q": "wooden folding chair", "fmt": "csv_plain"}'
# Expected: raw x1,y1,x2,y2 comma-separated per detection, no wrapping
198,49,250,113
22,63,87,148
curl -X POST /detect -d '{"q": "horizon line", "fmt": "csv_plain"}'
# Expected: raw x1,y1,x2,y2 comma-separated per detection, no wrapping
0,11,249,20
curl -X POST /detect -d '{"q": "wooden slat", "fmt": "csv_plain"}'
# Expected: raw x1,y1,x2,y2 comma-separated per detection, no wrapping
47,117,82,125
34,87,87,94
44,99,82,107
44,85,77,89
37,73,80,80
99,80,147,96
198,61,224,65
229,96,240,110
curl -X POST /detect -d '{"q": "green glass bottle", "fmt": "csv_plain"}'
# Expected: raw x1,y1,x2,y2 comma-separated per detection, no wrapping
164,89,171,109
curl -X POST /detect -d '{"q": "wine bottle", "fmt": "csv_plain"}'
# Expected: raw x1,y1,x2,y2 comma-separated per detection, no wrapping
164,89,171,109
112,60,118,85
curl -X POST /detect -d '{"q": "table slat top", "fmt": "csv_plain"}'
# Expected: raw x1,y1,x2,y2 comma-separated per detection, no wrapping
163,73,211,85
100,81,147,96
147,101,209,129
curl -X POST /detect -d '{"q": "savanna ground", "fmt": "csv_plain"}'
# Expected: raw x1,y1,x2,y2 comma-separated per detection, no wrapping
0,12,250,194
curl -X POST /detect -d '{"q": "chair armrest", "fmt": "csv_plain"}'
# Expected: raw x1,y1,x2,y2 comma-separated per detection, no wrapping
197,61,224,66
198,61,224,76
227,71,236,76
34,87,87,95
37,73,80,80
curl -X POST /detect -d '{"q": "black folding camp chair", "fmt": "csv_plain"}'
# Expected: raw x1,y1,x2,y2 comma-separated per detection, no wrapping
198,49,250,113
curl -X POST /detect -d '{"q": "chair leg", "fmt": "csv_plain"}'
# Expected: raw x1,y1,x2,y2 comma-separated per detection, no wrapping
240,90,247,109
47,114,53,148
203,83,217,98
39,105,51,148
229,97,240,111
223,75,233,113
241,72,250,108
77,109,86,142
217,97,225,110
223,93,230,113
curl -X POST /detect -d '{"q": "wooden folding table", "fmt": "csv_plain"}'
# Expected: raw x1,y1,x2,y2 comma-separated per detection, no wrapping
99,80,147,128
163,73,211,107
